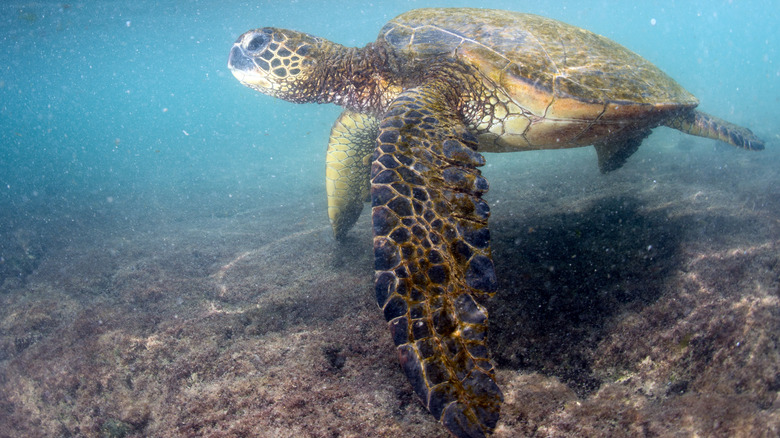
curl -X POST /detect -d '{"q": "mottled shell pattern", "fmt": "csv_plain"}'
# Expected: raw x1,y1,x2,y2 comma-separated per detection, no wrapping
378,9,698,151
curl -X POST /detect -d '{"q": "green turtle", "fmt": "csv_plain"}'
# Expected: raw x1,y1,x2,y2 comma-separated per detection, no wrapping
228,8,764,437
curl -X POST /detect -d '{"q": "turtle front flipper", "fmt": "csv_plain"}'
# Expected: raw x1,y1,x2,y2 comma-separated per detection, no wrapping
372,81,502,438
326,110,381,240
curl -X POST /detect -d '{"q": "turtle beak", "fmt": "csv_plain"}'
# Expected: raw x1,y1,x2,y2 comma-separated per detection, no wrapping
228,31,276,91
228,43,254,75
228,43,271,90
228,30,272,73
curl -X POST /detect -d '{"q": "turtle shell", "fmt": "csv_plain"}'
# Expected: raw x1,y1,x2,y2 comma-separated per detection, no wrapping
379,8,698,146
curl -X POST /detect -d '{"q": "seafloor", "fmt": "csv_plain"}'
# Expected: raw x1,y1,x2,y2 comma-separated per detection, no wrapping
1,130,778,437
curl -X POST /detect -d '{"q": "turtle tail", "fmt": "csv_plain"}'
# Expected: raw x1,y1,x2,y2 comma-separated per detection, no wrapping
666,110,764,150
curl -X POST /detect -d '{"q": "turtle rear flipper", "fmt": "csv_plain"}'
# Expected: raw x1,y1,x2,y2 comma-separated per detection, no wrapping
593,128,652,173
666,110,765,150
371,81,502,438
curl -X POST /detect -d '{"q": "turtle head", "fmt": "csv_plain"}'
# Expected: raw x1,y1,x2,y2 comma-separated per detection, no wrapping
228,28,324,102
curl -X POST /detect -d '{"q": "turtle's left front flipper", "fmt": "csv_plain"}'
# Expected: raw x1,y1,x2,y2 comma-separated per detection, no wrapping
371,80,502,438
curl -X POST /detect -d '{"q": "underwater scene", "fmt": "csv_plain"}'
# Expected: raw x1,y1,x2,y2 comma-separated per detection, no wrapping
1,0,778,436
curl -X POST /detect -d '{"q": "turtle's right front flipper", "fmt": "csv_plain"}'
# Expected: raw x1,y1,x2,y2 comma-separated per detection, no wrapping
371,81,502,438
326,110,381,240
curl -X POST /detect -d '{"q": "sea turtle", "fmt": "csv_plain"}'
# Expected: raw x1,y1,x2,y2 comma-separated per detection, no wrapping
227,8,764,437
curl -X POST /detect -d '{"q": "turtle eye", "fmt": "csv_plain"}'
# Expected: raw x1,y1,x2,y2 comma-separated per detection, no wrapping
245,32,269,53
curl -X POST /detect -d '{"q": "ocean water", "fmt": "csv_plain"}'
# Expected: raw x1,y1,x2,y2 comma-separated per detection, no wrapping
1,0,776,224
1,1,778,436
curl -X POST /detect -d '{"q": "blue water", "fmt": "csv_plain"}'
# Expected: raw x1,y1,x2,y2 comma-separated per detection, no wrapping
1,1,776,227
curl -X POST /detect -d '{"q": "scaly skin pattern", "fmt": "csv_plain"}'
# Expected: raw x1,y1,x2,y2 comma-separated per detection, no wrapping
666,110,764,150
326,111,381,239
371,80,502,437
